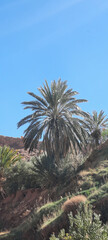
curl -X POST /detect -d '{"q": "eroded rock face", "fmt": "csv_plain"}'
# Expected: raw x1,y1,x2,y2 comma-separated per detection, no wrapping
0,135,24,149
0,135,41,160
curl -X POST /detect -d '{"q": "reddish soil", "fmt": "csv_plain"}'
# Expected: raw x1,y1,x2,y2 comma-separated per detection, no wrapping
0,188,48,229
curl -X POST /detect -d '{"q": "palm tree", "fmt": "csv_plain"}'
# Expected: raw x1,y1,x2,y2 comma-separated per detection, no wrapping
101,128,108,142
0,145,22,176
84,110,108,147
18,79,88,164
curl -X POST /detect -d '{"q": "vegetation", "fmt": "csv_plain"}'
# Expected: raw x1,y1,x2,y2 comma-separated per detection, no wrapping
0,145,21,176
31,154,77,189
31,154,58,188
0,139,108,239
84,110,108,147
4,153,78,194
18,79,88,164
50,204,108,240
0,80,108,240
4,160,39,194
88,182,108,202
101,128,108,142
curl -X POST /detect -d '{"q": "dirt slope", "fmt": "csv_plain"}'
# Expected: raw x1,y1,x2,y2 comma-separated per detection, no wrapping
0,188,48,229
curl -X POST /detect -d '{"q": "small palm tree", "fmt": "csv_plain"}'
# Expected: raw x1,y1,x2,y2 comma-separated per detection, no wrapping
101,128,108,142
84,110,108,147
18,79,88,164
0,145,22,176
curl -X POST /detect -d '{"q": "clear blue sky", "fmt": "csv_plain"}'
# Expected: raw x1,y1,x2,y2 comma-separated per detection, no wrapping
0,0,108,138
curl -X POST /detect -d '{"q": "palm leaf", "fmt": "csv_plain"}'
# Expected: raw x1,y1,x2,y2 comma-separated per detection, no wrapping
18,79,88,164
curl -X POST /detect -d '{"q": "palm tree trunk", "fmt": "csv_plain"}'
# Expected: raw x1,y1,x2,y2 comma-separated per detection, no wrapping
54,122,60,166
95,137,99,146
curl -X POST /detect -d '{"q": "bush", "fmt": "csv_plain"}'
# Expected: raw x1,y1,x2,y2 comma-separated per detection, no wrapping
4,153,77,193
50,204,108,240
50,230,73,240
31,154,59,188
31,154,77,189
4,160,39,194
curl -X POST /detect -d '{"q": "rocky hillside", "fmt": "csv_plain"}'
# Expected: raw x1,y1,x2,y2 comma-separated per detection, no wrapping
0,135,24,149
0,135,41,160
0,140,108,239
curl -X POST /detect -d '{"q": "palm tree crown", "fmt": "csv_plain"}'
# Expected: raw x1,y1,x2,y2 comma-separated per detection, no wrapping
18,79,88,163
84,110,108,146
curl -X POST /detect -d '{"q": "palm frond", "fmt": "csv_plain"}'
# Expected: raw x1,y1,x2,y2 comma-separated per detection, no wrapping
18,79,88,163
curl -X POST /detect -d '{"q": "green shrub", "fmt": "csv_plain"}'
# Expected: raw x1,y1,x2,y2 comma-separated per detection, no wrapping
31,154,59,188
4,153,77,193
50,230,73,240
4,160,39,194
88,182,108,202
101,129,108,142
50,204,108,240
31,154,76,189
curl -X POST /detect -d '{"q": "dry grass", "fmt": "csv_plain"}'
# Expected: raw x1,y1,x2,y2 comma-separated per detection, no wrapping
62,195,87,215
40,210,62,229
0,231,10,236
79,170,91,177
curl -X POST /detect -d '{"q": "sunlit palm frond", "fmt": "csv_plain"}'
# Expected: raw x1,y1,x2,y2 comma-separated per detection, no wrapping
18,79,88,164
0,146,22,173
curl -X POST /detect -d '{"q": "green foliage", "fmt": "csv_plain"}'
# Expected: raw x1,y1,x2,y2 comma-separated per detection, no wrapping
31,154,76,189
4,160,39,194
50,230,73,240
0,145,21,175
18,79,88,164
84,110,108,147
101,128,108,142
68,204,108,240
50,204,108,240
4,153,78,193
88,182,108,202
31,154,59,188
